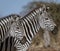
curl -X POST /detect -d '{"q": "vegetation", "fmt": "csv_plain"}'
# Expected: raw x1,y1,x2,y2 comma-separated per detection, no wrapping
48,3,60,26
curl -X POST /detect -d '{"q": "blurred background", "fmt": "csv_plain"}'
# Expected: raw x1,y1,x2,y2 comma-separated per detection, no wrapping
0,0,60,51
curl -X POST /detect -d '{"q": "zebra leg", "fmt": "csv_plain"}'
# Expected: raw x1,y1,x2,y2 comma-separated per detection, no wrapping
43,30,50,47
0,36,14,51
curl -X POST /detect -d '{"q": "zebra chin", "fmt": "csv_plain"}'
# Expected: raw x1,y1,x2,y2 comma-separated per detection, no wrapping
51,26,58,35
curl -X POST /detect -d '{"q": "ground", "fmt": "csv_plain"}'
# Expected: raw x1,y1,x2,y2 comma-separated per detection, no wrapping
27,27,60,51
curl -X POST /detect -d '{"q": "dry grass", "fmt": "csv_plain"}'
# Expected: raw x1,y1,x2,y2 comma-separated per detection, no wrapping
27,27,60,51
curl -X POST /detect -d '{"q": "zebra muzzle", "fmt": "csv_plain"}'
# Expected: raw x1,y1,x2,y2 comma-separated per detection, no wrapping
51,26,58,35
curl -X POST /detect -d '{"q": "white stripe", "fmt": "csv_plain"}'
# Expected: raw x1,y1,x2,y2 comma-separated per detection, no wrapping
35,9,39,13
30,15,36,35
26,17,34,38
3,19,8,33
23,21,31,44
1,21,5,39
28,15,36,35
24,18,32,41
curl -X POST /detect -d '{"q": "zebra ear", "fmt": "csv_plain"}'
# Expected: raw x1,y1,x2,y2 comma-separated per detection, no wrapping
11,21,14,24
15,17,19,21
16,18,22,26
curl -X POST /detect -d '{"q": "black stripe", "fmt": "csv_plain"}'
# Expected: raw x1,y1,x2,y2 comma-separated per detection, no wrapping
33,11,38,31
28,15,36,34
25,17,32,38
0,29,1,40
31,12,37,32
0,37,14,51
3,19,7,36
35,9,40,31
5,37,9,51
10,37,13,51
0,22,4,39
23,18,31,41
4,18,9,34
6,18,9,31
0,24,2,40
0,41,4,51
23,19,30,40
13,38,16,45
31,15,37,33
23,20,30,44
26,17,34,37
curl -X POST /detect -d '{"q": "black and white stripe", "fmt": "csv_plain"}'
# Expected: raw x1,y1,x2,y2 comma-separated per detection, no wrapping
14,8,41,51
0,6,57,51
14,6,57,51
0,14,20,42
0,36,14,51
0,14,21,51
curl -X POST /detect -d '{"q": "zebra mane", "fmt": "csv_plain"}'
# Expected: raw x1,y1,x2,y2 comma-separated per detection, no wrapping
20,7,40,20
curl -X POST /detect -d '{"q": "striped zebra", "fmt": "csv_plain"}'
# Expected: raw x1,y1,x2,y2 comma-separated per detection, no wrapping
9,5,58,51
0,14,20,42
0,14,24,51
0,14,22,51
0,5,58,51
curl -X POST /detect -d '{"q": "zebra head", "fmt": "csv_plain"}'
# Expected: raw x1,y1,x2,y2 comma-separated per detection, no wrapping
9,15,24,40
38,6,58,35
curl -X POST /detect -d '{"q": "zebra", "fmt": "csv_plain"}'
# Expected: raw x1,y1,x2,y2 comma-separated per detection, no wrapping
0,5,58,51
0,14,20,42
0,14,23,51
0,14,22,51
9,5,58,51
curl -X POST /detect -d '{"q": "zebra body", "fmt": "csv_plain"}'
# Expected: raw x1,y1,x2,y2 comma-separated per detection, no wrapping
15,15,40,51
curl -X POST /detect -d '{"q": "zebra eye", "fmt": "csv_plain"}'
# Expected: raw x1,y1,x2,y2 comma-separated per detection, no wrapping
16,26,19,29
40,12,42,15
45,18,48,20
